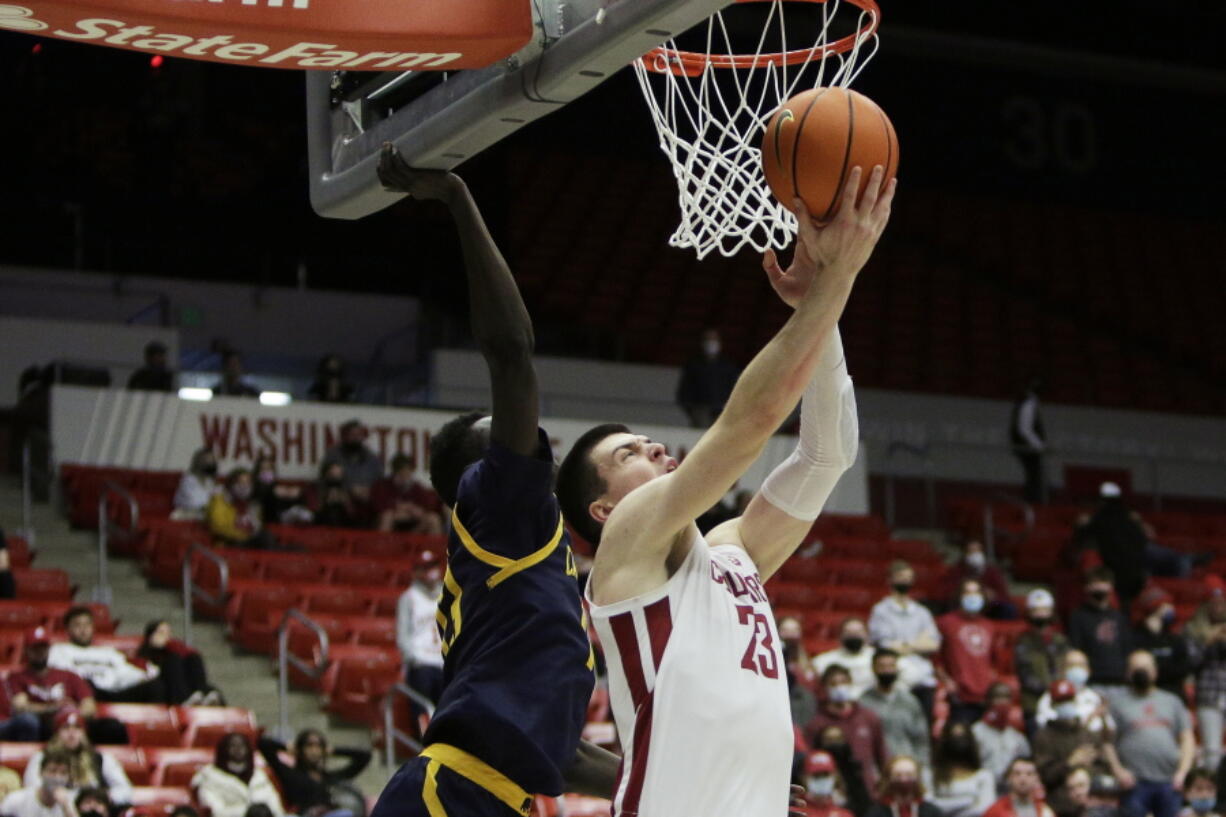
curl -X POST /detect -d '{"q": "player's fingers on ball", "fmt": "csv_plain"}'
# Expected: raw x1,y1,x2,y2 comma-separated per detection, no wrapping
874,176,898,220
837,166,863,220
859,165,884,214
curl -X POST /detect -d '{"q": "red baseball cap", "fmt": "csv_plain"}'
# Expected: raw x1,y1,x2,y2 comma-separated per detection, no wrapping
806,751,836,776
54,709,83,731
1050,679,1077,702
1206,575,1226,596
25,626,51,647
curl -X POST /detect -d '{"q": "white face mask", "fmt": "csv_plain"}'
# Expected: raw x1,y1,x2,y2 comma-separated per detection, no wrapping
965,551,986,571
702,338,721,358
828,684,855,703
961,593,985,614
808,776,837,798
1055,701,1080,722
1065,666,1090,688
41,775,68,792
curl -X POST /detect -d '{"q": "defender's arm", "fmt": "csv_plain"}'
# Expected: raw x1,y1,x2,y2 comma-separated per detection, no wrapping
378,144,538,457
562,740,620,798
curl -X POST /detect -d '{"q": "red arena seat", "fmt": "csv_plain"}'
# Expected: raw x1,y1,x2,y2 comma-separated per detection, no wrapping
11,569,77,601
127,787,194,811
145,747,215,787
99,745,150,786
0,741,41,774
96,704,182,747
176,706,258,748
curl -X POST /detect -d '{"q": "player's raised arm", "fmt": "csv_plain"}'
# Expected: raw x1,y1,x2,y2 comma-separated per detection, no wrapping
378,144,539,457
592,167,894,599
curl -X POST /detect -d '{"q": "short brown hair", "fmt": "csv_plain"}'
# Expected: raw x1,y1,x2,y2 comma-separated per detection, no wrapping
556,424,630,547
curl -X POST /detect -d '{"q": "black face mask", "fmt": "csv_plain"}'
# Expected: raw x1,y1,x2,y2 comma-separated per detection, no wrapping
325,477,344,488
876,672,899,689
342,441,364,454
783,643,800,662
1089,590,1110,604
29,657,48,672
892,583,913,595
80,809,108,817
1029,616,1051,628
201,464,218,476
1129,670,1152,691
842,637,865,654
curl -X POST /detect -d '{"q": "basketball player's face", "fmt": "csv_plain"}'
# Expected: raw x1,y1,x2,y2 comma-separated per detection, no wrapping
592,433,678,506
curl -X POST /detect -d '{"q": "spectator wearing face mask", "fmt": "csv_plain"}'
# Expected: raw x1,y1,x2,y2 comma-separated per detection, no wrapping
805,665,888,792
1103,650,1195,817
1034,680,1115,815
21,711,132,807
983,758,1056,817
207,469,274,549
1177,769,1220,817
73,789,111,817
1185,576,1226,773
1,751,77,817
939,542,1017,620
972,683,1030,790
859,648,931,768
930,722,997,817
676,328,740,428
1068,568,1132,688
307,355,355,404
798,750,855,817
870,561,942,719
814,727,876,817
1130,587,1194,701
1015,589,1070,735
937,579,998,725
320,421,383,507
173,448,220,520
866,756,944,817
251,456,311,526
311,462,357,529
815,618,876,698
371,455,444,535
1036,650,1115,734
396,557,446,704
779,616,819,727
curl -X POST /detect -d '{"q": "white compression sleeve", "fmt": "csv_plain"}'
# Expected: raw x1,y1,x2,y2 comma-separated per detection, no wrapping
759,327,859,520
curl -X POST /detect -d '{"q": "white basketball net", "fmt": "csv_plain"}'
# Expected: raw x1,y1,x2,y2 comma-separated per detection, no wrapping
634,0,880,259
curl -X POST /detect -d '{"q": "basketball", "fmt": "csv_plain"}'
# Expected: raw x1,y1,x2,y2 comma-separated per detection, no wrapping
761,86,899,224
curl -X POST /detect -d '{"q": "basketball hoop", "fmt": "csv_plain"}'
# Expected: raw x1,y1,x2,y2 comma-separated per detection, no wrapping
634,0,880,259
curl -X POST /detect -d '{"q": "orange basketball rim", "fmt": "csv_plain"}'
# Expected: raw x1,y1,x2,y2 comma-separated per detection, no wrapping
0,0,531,70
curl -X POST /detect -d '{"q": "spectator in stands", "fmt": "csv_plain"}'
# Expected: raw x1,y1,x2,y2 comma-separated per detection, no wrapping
137,620,222,706
860,648,930,768
983,758,1056,817
173,448,219,520
321,420,383,504
311,462,358,528
1104,650,1195,817
207,468,275,549
806,664,888,792
938,541,1017,620
1060,767,1122,817
21,711,132,807
192,733,285,817
257,729,370,817
1015,588,1069,735
815,728,876,817
866,755,943,817
1034,680,1115,814
1130,586,1194,701
211,351,260,398
1010,378,1046,504
371,454,444,535
396,557,445,704
7,627,127,744
72,789,110,817
1076,484,1148,614
1036,650,1114,734
252,455,310,526
973,683,1030,790
798,750,855,817
676,328,740,428
780,616,819,726
49,607,164,704
929,721,997,817
816,618,876,697
1178,769,1220,817
126,341,173,392
0,750,77,817
307,355,355,404
1068,568,1131,688
870,561,941,719
1185,576,1226,773
0,668,40,741
0,529,13,600
937,579,997,724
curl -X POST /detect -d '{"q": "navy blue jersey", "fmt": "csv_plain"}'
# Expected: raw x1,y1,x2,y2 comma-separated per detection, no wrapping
425,430,595,797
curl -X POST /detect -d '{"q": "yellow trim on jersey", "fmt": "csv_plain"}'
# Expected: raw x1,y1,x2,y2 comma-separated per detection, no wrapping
421,760,448,817
580,606,596,670
451,506,565,589
439,567,463,656
420,743,533,816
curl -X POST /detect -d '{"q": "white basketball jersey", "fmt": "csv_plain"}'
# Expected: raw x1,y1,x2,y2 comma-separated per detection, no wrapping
586,534,792,817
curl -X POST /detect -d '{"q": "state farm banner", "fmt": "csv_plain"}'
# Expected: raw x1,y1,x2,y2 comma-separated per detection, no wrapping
49,385,869,513
0,1,530,70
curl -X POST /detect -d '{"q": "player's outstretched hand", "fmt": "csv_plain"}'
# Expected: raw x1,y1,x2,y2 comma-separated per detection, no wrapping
789,784,808,817
377,142,465,202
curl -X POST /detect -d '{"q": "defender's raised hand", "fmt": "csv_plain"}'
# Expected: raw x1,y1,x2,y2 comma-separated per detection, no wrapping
377,142,464,202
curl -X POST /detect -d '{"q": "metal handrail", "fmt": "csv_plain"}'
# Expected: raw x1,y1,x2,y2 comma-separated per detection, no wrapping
277,609,330,741
884,441,936,529
382,682,436,771
982,491,1035,563
181,543,229,647
20,439,34,545
96,480,139,604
